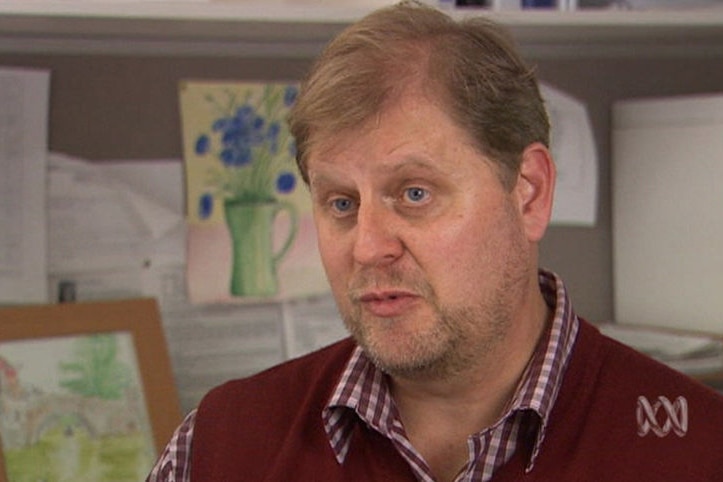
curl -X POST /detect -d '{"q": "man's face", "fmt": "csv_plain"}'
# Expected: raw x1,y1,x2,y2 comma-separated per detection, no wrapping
306,92,535,380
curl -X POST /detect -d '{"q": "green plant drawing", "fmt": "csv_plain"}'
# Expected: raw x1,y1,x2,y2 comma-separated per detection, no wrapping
0,333,155,482
59,334,132,400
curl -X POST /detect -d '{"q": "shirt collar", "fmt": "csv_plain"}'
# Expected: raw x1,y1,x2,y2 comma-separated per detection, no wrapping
510,269,580,471
323,269,579,471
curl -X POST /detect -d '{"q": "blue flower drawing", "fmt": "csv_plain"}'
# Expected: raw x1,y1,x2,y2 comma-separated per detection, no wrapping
194,84,298,219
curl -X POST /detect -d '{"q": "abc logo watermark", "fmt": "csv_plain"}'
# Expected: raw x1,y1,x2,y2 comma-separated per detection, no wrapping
636,396,688,437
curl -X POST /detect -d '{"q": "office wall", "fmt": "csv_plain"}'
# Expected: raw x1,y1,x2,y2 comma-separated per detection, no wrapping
537,57,723,322
2,53,722,322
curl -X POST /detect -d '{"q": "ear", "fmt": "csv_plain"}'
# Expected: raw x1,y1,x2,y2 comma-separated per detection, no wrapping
513,142,556,242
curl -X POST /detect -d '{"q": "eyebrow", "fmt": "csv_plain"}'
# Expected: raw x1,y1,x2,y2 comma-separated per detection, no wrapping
306,171,353,201
385,157,442,175
312,154,442,178
306,154,448,195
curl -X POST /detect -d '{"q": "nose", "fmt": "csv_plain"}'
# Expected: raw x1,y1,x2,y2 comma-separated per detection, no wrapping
352,200,404,267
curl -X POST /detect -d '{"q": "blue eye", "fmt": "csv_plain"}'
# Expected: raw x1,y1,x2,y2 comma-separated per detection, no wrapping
332,197,355,213
404,187,428,203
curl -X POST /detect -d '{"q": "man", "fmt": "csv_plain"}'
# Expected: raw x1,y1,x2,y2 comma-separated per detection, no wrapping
147,2,723,481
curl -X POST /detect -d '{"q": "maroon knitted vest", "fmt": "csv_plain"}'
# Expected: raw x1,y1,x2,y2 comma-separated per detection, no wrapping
191,321,723,481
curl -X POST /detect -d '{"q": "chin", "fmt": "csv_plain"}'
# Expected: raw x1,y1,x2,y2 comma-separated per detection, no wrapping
358,333,455,378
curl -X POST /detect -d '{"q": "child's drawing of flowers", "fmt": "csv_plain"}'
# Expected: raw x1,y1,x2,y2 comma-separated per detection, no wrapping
181,82,305,300
193,83,299,219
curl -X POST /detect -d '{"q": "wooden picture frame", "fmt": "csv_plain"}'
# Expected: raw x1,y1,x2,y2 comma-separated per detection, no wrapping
0,298,181,482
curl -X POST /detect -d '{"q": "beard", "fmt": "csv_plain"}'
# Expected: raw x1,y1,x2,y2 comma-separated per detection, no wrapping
340,266,517,382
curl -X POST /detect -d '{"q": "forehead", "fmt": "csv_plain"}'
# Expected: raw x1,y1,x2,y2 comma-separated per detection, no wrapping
307,93,476,170
305,98,502,192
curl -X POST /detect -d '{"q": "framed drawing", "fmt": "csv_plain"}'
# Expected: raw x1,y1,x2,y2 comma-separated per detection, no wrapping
0,298,181,482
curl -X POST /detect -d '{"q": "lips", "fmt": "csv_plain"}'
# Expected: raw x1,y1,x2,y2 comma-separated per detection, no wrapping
357,290,419,318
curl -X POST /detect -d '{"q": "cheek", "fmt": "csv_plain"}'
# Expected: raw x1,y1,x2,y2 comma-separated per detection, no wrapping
411,223,481,287
422,207,520,294
429,234,482,285
434,208,494,257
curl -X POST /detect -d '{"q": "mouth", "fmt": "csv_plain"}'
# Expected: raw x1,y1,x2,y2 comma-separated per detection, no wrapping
355,290,419,318
358,290,412,301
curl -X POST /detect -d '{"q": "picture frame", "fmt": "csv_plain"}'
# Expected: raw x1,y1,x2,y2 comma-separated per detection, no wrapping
0,298,181,482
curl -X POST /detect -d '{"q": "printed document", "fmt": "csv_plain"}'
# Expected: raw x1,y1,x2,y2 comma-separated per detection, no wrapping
0,67,50,304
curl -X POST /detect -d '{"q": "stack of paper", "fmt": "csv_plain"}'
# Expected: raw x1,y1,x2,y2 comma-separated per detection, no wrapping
600,322,723,376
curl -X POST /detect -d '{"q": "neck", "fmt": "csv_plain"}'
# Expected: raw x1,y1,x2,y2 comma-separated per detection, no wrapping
389,285,552,482
392,283,551,412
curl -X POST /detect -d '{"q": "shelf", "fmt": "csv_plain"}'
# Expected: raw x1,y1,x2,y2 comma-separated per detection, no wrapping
0,2,722,58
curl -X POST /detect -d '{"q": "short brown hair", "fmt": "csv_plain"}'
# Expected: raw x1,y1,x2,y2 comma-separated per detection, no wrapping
288,0,549,189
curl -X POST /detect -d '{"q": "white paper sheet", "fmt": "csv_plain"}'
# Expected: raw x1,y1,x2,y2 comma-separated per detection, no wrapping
0,67,50,303
541,83,599,226
47,152,185,275
282,294,347,359
159,283,286,412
